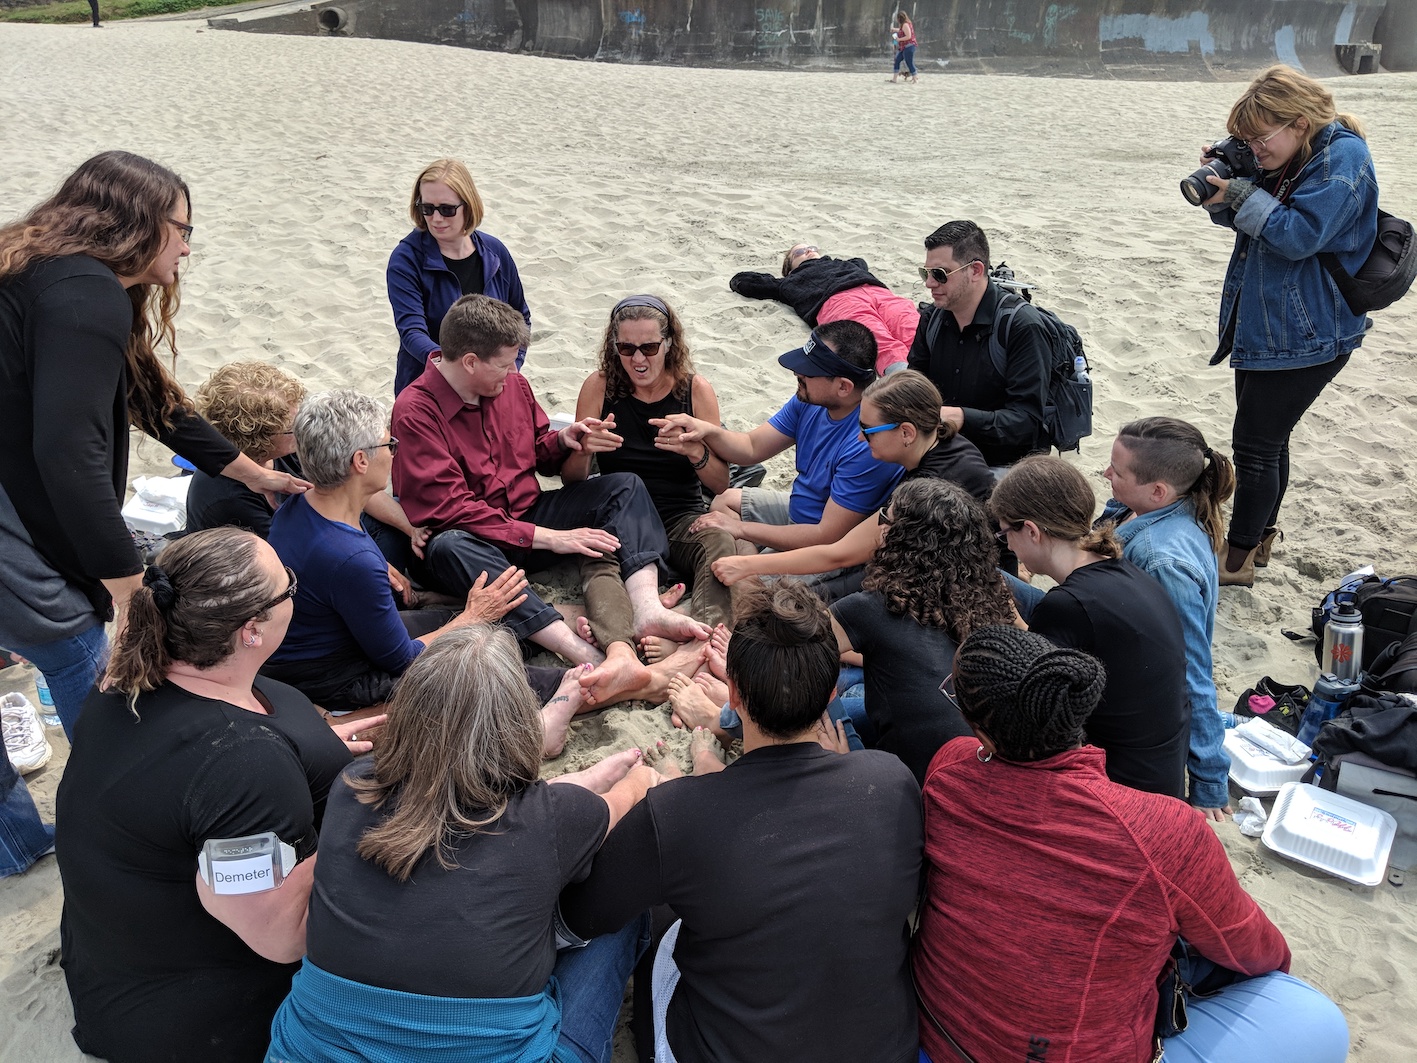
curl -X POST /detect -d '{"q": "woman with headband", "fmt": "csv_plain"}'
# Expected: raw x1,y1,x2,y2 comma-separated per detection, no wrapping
387,159,530,395
563,295,736,630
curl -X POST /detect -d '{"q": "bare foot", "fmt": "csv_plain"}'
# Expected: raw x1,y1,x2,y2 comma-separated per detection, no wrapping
691,727,727,775
706,624,730,682
540,664,592,759
574,614,603,650
648,640,709,683
660,582,686,609
552,747,644,793
693,671,730,708
639,634,680,662
580,642,653,708
635,606,711,645
668,674,726,738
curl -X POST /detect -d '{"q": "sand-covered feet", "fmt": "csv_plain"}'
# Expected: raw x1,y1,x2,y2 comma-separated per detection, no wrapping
552,747,644,793
541,664,593,758
691,727,726,775
635,605,711,646
706,623,730,682
580,642,652,708
668,673,728,742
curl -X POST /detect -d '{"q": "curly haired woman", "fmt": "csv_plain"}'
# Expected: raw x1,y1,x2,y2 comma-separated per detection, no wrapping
829,477,1016,783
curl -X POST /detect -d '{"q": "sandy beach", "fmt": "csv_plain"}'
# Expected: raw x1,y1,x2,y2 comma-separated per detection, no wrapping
2,17,1416,1061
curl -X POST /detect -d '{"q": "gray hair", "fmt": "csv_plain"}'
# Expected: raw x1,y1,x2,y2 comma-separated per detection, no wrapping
294,389,389,489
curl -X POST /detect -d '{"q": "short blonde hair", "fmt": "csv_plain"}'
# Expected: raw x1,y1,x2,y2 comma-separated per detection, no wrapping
409,159,485,235
194,361,306,458
1228,64,1366,169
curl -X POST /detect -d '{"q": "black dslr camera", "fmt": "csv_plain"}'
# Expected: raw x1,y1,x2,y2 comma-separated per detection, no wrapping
1180,136,1259,206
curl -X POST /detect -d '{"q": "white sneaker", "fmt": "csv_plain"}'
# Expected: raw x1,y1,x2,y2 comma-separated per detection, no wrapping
2,692,52,774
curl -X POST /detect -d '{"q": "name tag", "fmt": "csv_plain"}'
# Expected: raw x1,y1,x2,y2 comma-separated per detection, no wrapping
198,832,297,895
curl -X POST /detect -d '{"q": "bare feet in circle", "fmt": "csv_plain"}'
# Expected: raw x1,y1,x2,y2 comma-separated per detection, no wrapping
693,671,730,708
635,607,711,645
553,747,644,793
540,664,592,759
580,642,653,708
659,582,686,610
647,640,709,684
639,634,679,662
691,727,727,775
574,615,602,650
668,674,726,740
706,624,730,682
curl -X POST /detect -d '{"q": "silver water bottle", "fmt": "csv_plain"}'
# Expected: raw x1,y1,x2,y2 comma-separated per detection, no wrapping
1322,602,1365,682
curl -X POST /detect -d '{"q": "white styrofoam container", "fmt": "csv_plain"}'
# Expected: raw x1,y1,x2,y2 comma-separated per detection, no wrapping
1225,728,1312,795
1335,753,1417,871
121,474,192,535
548,412,575,433
1261,781,1398,887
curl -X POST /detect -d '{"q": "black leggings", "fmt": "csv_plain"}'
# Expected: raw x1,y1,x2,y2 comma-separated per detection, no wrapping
1229,355,1349,550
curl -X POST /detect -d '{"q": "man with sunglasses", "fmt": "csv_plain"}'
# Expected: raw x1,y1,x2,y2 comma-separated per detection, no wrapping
392,295,710,708
906,220,1052,472
660,319,903,556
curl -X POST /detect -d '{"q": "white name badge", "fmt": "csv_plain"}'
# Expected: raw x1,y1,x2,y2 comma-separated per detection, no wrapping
198,832,298,895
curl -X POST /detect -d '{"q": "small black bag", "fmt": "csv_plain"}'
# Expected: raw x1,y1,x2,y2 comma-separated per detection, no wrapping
1154,938,1241,1040
1300,574,1417,670
1319,209,1417,315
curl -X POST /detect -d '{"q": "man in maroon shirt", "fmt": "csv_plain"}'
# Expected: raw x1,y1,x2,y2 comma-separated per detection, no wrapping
393,295,709,705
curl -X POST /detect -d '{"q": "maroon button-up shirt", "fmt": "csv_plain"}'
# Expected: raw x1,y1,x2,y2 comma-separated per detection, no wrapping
391,361,569,549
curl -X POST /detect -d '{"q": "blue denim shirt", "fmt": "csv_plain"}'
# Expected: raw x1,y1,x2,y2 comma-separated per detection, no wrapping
1100,498,1229,808
387,228,531,395
1207,122,1377,371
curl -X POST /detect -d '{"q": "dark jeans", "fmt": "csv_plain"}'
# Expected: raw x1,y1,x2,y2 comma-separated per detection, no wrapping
6,622,108,741
1,746,54,878
555,911,653,1063
418,474,669,650
1229,355,1348,550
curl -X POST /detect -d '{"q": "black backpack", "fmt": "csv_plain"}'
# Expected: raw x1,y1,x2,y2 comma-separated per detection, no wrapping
1319,209,1417,315
924,293,1094,453
1296,573,1417,669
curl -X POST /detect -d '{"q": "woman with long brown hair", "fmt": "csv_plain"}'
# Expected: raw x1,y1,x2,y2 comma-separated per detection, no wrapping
0,151,307,738
992,456,1189,799
55,527,363,1063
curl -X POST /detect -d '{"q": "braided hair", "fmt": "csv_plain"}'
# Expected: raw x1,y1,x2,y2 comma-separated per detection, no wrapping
953,625,1106,762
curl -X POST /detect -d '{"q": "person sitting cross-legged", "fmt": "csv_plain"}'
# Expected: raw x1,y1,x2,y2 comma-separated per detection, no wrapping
393,294,709,708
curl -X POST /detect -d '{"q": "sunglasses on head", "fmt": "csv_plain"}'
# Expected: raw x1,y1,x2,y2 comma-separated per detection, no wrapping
417,202,463,218
615,340,665,358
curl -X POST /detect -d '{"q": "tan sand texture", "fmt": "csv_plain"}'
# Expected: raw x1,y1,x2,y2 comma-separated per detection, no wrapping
2,19,1415,1062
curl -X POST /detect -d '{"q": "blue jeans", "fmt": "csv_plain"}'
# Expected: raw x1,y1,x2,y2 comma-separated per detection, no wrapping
1005,571,1045,620
1,745,54,877
554,911,652,1063
7,622,108,741
717,701,864,750
918,969,1347,1063
894,43,917,76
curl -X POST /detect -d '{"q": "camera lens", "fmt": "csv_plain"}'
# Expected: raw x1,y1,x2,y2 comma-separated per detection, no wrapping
1180,161,1230,206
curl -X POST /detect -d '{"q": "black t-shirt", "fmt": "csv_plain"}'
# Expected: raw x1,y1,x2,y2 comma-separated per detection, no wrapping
905,282,1050,467
904,433,995,503
307,765,608,997
442,248,484,298
598,382,706,524
185,455,302,538
55,677,351,1063
833,590,971,785
561,743,923,1063
1027,557,1190,799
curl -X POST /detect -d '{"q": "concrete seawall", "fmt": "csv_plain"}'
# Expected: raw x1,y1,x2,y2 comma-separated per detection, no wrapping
215,0,1413,77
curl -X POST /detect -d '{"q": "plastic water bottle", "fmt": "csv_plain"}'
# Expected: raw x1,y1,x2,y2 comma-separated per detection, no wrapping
1321,602,1364,682
1296,673,1358,747
1073,355,1090,383
34,671,61,728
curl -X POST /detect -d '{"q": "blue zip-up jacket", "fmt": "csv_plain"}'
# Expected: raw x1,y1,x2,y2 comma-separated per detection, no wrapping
1100,497,1230,809
387,228,530,395
1207,121,1377,370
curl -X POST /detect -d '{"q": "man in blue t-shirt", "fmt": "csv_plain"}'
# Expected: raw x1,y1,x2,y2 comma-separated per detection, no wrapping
657,319,903,553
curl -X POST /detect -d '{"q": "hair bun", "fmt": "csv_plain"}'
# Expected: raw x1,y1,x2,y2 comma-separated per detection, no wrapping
142,565,177,611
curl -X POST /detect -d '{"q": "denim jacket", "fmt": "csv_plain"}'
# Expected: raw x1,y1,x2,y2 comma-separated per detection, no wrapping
1207,122,1377,371
387,228,530,395
1100,498,1229,808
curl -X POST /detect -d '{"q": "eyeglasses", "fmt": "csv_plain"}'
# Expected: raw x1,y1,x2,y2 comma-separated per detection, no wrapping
254,566,298,616
170,218,193,244
417,202,463,218
364,437,399,457
939,671,958,709
615,340,665,359
788,245,819,261
860,421,901,436
879,504,895,525
919,261,979,285
1243,123,1290,150
995,522,1020,545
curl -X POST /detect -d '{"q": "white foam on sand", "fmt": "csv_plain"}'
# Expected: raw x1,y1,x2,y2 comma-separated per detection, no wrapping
2,19,1415,1061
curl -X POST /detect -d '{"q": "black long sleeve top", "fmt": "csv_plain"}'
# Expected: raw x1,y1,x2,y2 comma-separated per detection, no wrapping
729,255,889,326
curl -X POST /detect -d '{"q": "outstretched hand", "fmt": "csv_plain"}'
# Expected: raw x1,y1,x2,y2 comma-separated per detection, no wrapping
461,567,530,622
561,416,622,454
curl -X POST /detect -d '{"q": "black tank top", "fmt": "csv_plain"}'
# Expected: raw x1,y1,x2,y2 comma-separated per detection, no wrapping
599,379,706,523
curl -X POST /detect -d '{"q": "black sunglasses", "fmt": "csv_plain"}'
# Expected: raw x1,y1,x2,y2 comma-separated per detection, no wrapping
615,340,665,359
417,202,462,218
255,566,298,615
364,437,399,458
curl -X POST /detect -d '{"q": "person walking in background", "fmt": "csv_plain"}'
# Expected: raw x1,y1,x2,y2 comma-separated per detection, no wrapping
1198,66,1377,587
889,11,917,83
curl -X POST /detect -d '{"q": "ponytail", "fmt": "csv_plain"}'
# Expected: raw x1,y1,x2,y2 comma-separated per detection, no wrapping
1115,417,1235,553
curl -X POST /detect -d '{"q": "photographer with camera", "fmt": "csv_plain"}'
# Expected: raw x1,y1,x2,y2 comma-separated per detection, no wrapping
1190,65,1377,588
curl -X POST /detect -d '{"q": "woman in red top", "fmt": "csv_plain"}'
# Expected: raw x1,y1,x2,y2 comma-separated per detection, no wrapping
913,625,1349,1063
889,12,917,83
